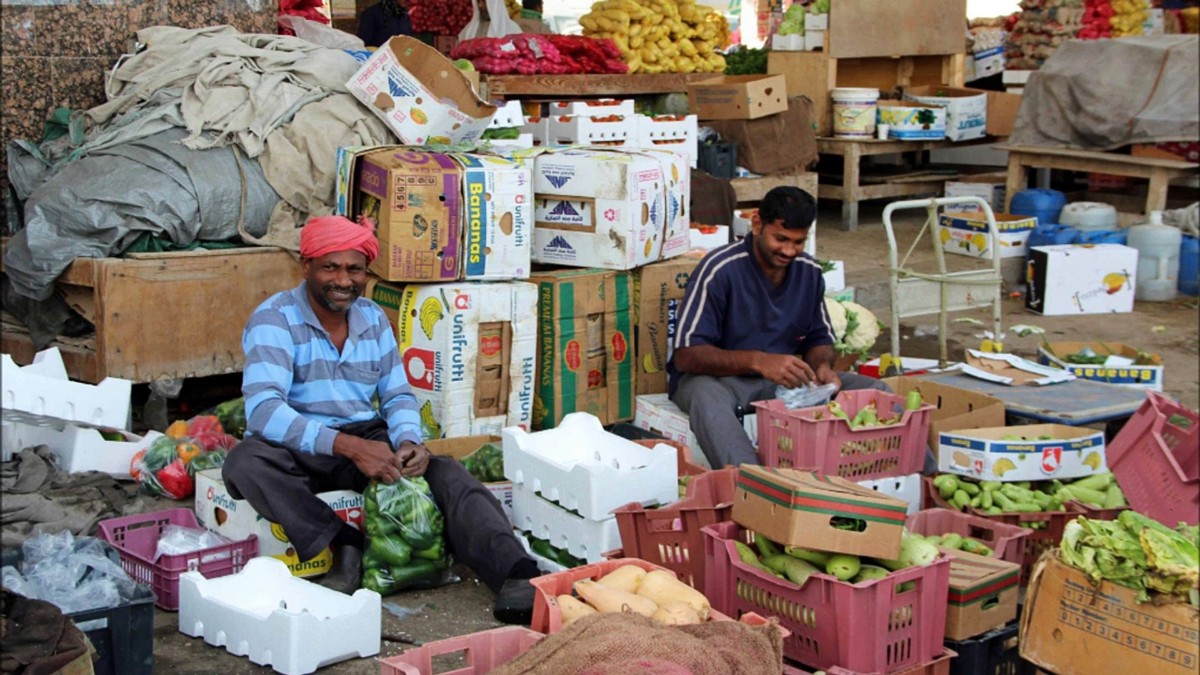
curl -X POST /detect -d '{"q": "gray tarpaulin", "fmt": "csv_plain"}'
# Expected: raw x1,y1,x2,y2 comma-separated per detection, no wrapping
1010,35,1199,150
3,128,278,300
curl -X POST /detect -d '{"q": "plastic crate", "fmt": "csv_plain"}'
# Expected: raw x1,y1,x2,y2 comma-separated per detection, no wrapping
612,468,738,589
703,521,951,673
1105,390,1199,526
96,508,257,610
906,508,1030,568
783,648,957,675
945,622,1036,675
754,390,933,482
379,626,544,675
698,141,737,179
922,478,1083,587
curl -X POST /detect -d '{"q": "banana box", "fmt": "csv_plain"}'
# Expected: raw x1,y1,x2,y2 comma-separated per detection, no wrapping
371,279,538,439
531,148,690,270
448,153,533,281
938,212,1036,259
193,469,363,578
634,253,703,395
1037,341,1163,392
938,424,1106,483
1025,244,1138,316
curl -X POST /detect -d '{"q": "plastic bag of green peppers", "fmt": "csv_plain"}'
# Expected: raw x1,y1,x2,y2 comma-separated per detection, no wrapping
361,476,453,594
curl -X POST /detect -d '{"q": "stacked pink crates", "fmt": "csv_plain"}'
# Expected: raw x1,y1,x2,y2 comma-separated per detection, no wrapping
1106,391,1199,526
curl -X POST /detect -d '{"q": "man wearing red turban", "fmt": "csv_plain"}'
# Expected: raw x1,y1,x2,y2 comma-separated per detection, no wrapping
222,215,539,623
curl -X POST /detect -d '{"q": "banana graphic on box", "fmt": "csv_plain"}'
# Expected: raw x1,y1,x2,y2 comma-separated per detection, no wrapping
993,458,1018,477
419,400,442,439
1082,451,1103,470
642,353,660,374
418,297,443,340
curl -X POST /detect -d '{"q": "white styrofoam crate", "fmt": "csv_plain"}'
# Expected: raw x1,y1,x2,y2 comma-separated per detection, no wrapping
2,421,161,477
487,133,535,154
2,348,131,430
548,115,636,146
521,117,549,146
770,33,805,51
515,529,569,574
689,225,729,250
178,557,380,675
856,473,923,515
636,114,698,165
501,412,678,521
509,484,620,563
488,100,526,129
549,99,636,117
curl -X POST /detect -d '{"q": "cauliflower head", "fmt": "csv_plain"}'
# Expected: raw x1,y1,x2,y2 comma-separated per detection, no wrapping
824,297,848,340
840,301,880,352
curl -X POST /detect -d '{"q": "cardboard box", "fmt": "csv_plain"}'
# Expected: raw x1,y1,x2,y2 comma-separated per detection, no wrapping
904,86,988,142
943,547,1021,641
944,174,1007,215
531,148,689,270
369,279,537,438
970,46,1006,81
687,74,789,120
731,466,908,559
986,91,1022,137
346,36,496,146
548,115,637,146
634,254,703,395
877,101,947,141
1025,244,1139,316
530,269,635,429
633,393,700,456
1020,552,1199,675
939,212,1036,259
882,377,1005,457
426,434,512,520
1037,341,1164,392
960,350,1075,387
453,153,533,281
194,469,363,578
938,424,1106,483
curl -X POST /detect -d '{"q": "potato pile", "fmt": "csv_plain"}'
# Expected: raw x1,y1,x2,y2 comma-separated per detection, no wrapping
579,0,730,74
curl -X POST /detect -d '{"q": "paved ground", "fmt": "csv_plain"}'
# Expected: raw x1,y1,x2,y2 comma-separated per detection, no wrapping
142,201,1198,673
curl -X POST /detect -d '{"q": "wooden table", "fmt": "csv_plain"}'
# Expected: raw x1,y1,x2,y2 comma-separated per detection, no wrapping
730,172,819,205
998,144,1200,215
817,136,994,231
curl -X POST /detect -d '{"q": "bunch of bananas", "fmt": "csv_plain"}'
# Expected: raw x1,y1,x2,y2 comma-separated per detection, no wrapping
579,0,730,74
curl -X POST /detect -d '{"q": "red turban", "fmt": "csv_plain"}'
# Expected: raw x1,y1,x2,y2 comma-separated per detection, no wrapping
300,215,379,263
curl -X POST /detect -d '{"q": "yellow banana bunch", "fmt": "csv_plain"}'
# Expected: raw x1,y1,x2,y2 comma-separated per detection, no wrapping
581,0,730,73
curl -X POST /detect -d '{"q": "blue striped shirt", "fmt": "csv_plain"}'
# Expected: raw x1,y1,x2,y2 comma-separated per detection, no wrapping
241,283,422,455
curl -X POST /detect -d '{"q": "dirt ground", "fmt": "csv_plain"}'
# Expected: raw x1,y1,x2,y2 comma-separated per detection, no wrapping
142,201,1198,673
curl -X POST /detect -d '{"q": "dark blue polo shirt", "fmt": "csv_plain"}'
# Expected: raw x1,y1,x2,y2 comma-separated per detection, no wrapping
667,235,834,395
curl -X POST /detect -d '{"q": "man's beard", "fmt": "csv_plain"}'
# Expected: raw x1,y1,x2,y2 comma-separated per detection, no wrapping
315,283,361,311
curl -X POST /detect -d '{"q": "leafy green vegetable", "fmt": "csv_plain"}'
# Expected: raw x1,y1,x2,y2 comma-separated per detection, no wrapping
723,47,768,75
1060,512,1199,604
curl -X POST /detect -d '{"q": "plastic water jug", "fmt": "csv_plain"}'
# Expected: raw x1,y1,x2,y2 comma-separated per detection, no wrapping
1009,189,1066,227
1180,234,1199,296
1059,202,1118,232
1076,228,1128,245
1127,212,1181,302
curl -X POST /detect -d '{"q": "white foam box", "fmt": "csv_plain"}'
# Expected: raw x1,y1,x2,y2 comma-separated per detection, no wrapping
904,86,988,142
548,114,637,146
371,280,537,438
1025,244,1138,316
531,148,690,270
633,393,701,462
178,557,380,675
770,33,806,51
451,152,533,281
877,101,947,141
943,175,1007,215
938,424,1106,483
938,212,1036,259
509,483,621,563
501,411,678,521
857,473,922,515
822,259,845,292
1001,70,1032,87
549,99,636,117
636,114,699,166
1036,342,1163,392
515,529,569,574
521,117,550,146
807,13,829,30
689,224,729,250
2,421,161,477
194,469,363,578
488,100,526,129
346,36,496,146
487,133,535,154
1,348,131,430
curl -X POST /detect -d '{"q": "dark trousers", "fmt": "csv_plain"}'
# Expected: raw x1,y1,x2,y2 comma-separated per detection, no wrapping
222,418,532,593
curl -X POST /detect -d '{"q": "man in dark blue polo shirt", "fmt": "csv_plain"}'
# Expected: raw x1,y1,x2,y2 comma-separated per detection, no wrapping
668,186,888,468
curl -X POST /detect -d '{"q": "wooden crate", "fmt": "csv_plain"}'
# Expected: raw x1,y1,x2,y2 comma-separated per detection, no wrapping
1,248,302,384
768,51,966,137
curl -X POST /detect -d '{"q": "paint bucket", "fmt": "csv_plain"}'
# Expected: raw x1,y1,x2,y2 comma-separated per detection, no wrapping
831,88,879,139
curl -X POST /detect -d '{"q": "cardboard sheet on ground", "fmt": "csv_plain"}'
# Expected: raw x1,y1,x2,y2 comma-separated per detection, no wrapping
956,350,1075,387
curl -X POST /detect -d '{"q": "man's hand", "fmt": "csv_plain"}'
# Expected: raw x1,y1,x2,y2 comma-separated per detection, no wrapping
755,353,817,389
815,364,843,392
336,435,402,483
394,441,431,477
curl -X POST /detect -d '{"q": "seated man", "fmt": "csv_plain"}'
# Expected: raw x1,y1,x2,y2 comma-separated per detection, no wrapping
668,186,888,469
222,215,538,624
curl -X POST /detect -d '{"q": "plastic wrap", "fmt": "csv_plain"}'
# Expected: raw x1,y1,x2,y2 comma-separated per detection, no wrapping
362,477,456,594
153,525,232,561
776,383,839,410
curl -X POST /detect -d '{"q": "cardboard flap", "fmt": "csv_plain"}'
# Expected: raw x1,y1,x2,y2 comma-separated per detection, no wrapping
737,466,909,524
960,350,1075,386
386,37,495,118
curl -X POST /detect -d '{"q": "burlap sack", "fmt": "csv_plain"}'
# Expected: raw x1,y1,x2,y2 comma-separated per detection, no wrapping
492,612,785,675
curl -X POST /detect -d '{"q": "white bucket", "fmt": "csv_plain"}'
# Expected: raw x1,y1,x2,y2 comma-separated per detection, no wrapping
1127,212,1181,302
832,88,879,139
1059,202,1118,232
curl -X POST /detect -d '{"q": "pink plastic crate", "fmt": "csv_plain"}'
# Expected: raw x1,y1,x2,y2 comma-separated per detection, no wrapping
379,626,544,675
754,389,933,481
612,468,738,589
702,520,951,674
96,508,257,611
905,508,1029,568
1105,391,1199,527
783,648,956,675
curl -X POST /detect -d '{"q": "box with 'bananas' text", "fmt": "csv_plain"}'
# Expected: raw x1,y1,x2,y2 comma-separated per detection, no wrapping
634,253,703,395
938,424,1106,483
939,212,1036,259
369,278,537,439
